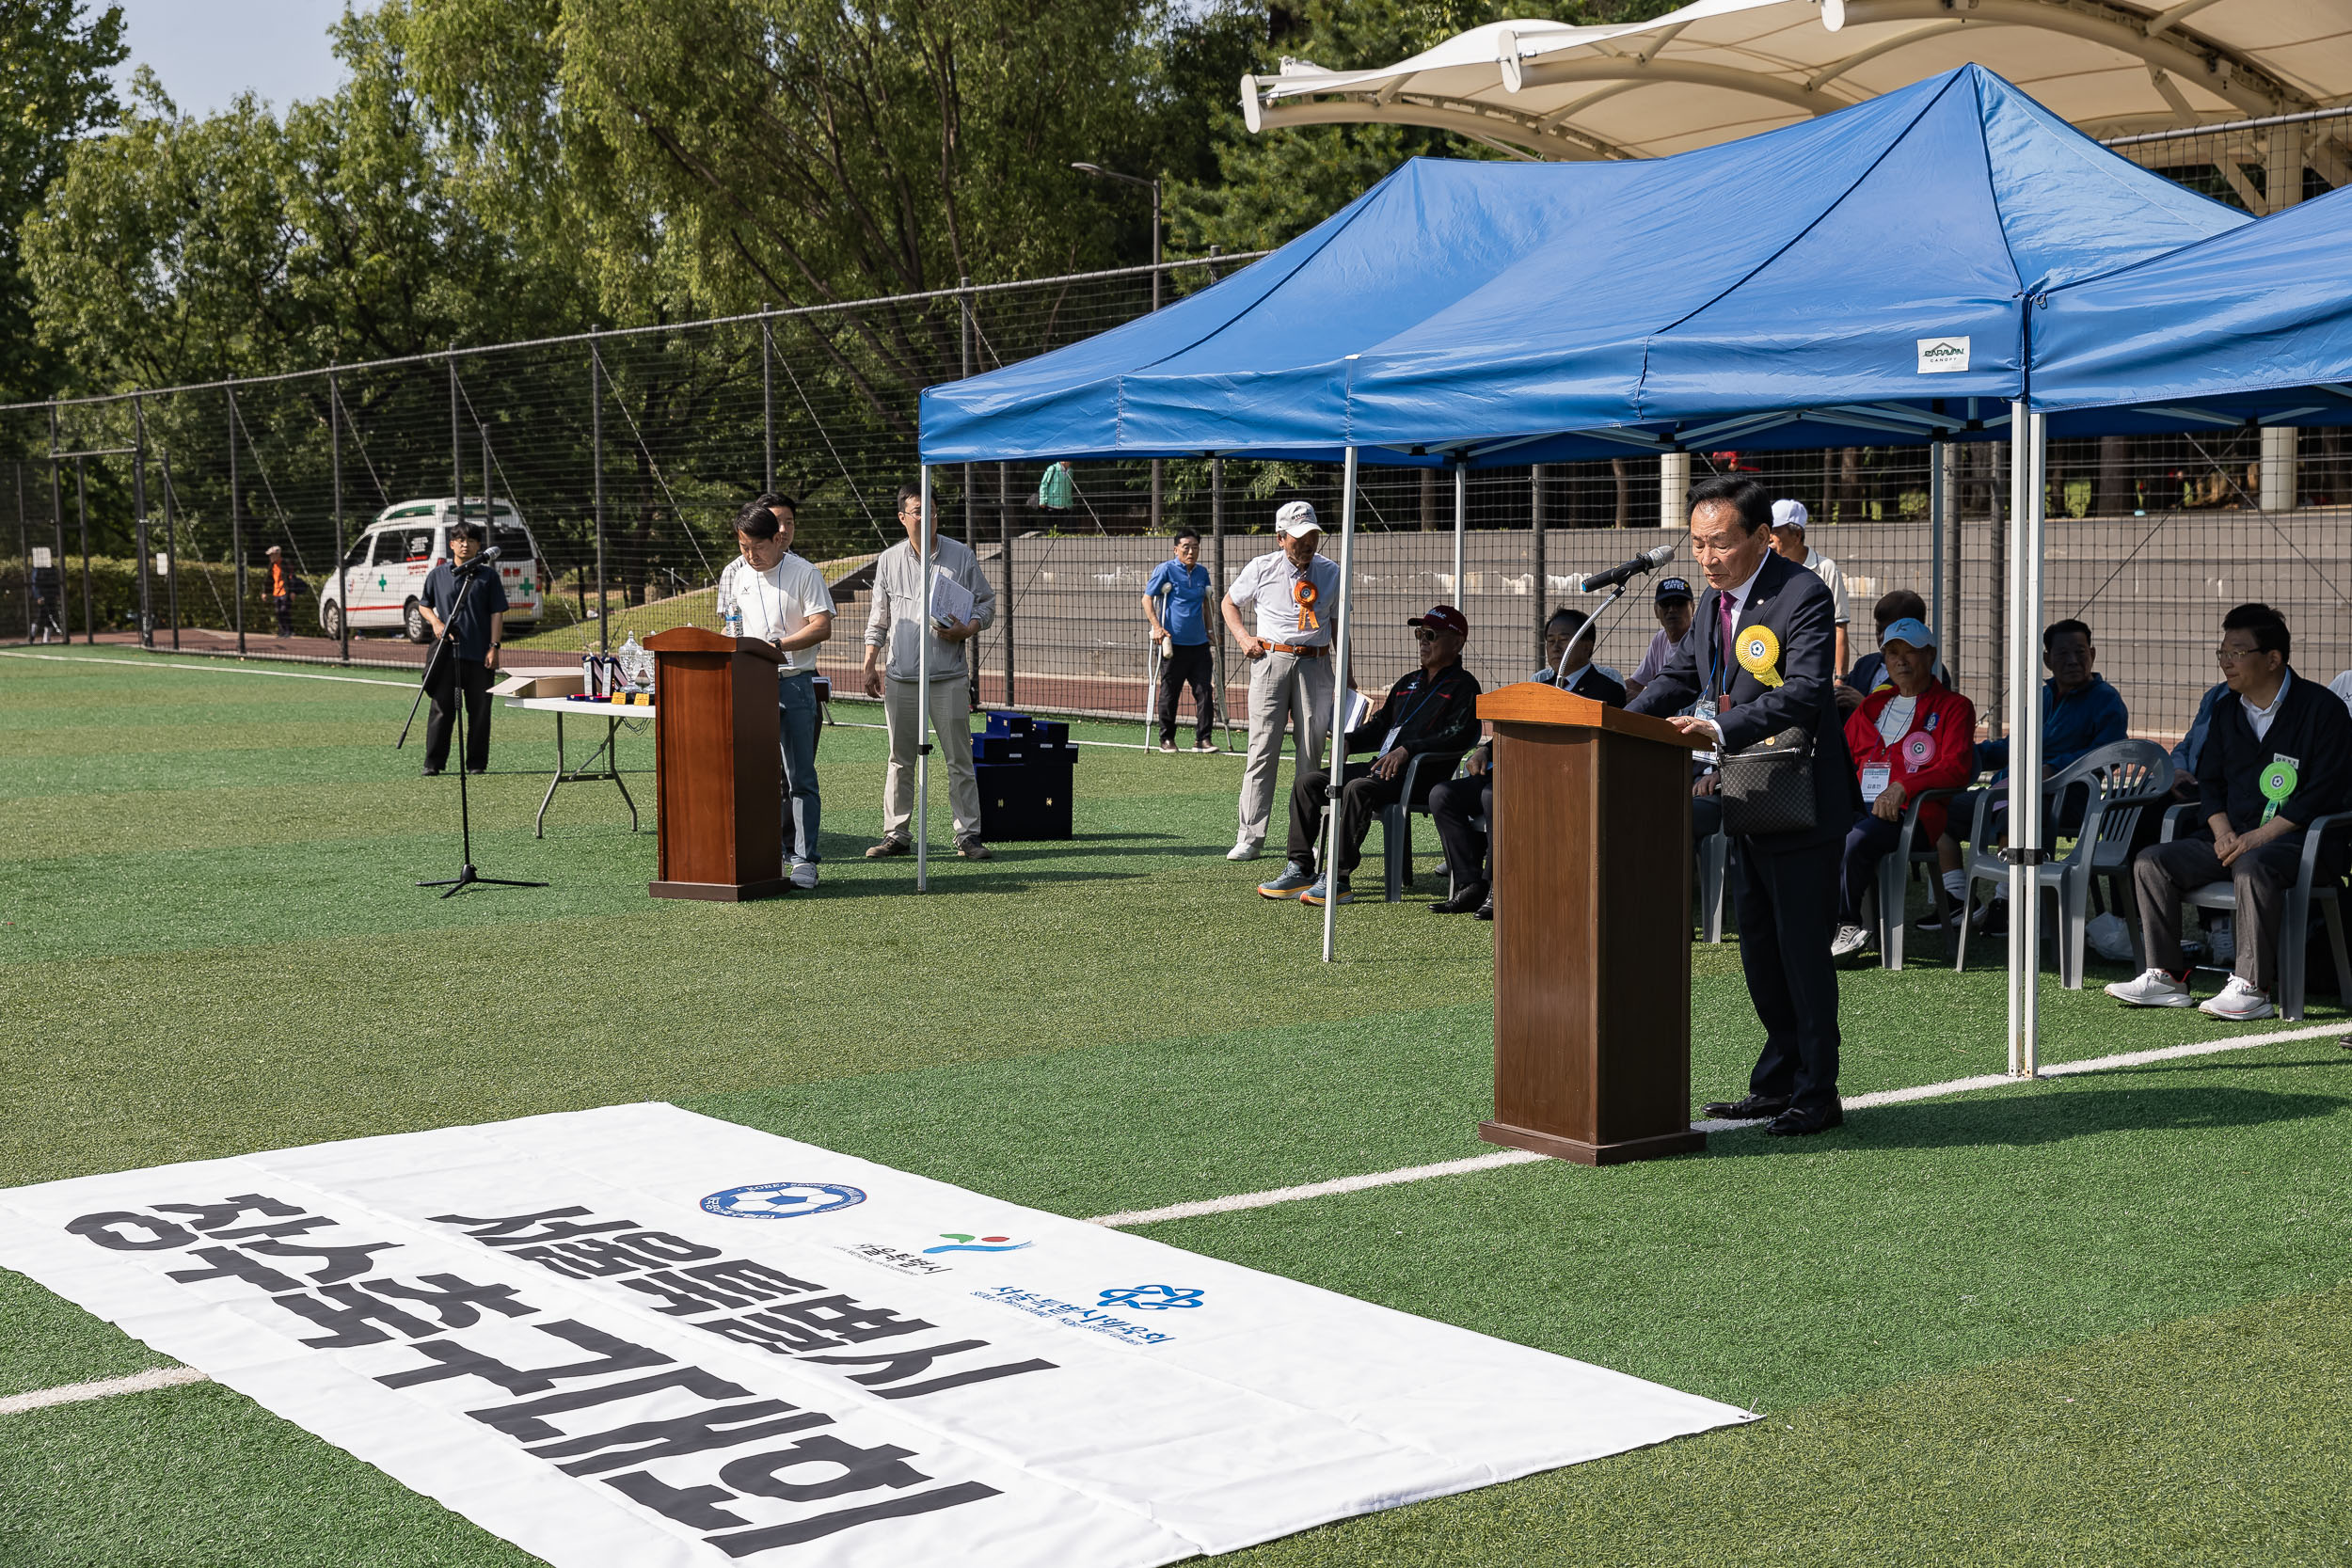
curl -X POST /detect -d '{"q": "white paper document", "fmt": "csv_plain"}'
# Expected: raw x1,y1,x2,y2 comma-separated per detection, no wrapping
929,572,975,627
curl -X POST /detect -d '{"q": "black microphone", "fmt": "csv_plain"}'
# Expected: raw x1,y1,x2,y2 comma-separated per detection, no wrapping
458,545,503,575
1578,543,1677,594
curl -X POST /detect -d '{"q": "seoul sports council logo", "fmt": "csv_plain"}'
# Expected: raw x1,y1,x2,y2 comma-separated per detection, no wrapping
700,1180,866,1220
923,1232,1034,1255
1098,1284,1205,1311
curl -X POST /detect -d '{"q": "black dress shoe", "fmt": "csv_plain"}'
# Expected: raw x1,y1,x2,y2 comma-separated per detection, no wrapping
1765,1102,1845,1136
421,766,443,777
1430,883,1489,914
1704,1094,1790,1121
1474,898,1494,921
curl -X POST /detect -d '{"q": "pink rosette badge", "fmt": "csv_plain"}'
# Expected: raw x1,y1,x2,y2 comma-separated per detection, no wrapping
1899,731,1936,770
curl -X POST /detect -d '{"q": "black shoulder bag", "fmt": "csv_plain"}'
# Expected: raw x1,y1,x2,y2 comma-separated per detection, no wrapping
1708,605,1816,837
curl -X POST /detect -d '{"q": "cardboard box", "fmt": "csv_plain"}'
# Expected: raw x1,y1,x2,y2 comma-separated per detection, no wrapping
491,673,585,698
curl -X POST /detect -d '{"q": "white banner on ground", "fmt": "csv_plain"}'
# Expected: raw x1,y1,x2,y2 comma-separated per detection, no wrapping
0,1104,1753,1566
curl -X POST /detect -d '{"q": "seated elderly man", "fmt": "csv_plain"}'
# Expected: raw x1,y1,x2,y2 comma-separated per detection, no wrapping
1259,605,1482,908
1836,589,1931,715
1829,618,1977,959
1428,608,1626,920
2108,603,2352,1021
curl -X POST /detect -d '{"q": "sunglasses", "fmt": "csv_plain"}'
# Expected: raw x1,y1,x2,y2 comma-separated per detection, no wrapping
1414,626,1456,641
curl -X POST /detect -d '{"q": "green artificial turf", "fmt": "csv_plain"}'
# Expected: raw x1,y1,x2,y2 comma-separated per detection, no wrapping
3,644,2347,1566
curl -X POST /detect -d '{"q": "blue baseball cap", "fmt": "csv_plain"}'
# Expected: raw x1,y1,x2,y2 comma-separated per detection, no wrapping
1654,577,1693,603
1880,616,1937,650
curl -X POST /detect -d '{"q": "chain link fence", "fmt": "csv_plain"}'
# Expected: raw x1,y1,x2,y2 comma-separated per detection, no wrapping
6,111,2348,746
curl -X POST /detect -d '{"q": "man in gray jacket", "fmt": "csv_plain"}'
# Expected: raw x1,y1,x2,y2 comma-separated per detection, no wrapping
863,483,997,859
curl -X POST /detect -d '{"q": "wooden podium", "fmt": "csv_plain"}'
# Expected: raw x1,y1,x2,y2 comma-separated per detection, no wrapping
646,627,787,902
1475,683,1704,1165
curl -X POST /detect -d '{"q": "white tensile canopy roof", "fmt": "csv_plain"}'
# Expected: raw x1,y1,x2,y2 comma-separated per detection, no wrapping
1243,0,2351,164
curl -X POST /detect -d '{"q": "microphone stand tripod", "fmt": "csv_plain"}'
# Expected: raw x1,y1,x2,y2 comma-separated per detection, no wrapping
397,556,547,897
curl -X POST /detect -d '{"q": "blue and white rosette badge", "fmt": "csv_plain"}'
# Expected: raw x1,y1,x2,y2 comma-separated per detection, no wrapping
701,1180,866,1219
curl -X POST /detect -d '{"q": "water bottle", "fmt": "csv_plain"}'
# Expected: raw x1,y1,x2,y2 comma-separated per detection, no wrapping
723,601,743,640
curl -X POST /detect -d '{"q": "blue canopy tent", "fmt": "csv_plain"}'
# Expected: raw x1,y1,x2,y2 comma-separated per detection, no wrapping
2034,181,2352,433
915,66,2246,1018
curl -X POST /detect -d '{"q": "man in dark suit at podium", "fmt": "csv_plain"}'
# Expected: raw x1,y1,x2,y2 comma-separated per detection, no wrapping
1627,475,1851,1136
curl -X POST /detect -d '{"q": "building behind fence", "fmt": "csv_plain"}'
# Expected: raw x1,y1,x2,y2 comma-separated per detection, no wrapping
7,110,2349,743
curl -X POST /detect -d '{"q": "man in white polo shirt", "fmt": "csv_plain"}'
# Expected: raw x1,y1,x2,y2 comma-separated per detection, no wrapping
1770,499,1851,673
725,494,835,888
1219,500,1343,862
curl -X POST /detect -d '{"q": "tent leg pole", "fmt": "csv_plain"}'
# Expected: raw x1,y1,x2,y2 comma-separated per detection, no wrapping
1323,448,1359,964
2005,404,2045,1077
917,467,932,893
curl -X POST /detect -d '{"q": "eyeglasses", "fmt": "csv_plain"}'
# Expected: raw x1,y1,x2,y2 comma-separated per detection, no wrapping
2215,645,2263,664
1413,627,1440,642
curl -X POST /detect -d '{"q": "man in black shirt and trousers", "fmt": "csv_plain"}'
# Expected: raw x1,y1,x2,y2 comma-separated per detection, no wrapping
2110,602,2352,1022
419,521,508,776
1257,604,1483,908
1629,475,1853,1137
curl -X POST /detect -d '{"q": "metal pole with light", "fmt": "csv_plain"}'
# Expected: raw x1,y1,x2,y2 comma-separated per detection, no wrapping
1073,161,1164,532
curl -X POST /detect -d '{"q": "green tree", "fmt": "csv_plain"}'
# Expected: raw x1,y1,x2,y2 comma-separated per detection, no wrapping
0,0,126,404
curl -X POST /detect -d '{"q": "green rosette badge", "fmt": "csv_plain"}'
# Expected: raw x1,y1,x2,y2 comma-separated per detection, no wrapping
2260,757,2298,823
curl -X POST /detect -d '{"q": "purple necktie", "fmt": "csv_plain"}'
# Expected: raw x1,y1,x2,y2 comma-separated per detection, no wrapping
1717,592,1736,694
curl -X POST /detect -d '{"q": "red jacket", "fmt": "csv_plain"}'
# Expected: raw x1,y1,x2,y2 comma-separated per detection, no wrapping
1844,679,1978,841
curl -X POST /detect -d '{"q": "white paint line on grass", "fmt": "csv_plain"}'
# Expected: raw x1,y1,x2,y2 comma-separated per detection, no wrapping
10,1029,2345,1413
0,1365,211,1416
0,649,415,689
1088,1021,2346,1227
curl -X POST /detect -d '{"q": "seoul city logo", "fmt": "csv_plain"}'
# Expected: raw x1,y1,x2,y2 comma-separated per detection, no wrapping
1098,1284,1205,1311
700,1180,866,1220
923,1232,1033,1255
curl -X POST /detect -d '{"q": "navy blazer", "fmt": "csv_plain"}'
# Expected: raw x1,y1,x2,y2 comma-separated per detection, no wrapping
1627,548,1851,852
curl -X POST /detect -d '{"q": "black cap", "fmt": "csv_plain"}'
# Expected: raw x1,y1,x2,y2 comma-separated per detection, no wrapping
1654,576,1693,603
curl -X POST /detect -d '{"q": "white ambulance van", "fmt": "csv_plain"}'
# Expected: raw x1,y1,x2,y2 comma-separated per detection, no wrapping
318,499,544,642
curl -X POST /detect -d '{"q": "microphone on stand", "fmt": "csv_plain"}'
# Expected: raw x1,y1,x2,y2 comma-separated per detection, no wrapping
1577,543,1677,594
458,545,503,576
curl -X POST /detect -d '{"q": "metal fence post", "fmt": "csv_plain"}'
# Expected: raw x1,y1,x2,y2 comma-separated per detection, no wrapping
229,386,244,656
74,456,91,645
1531,463,1547,668
14,464,27,642
761,308,774,495
449,354,463,531
1943,443,1962,689
162,448,179,649
47,407,64,642
134,395,151,648
331,371,347,662
999,459,1014,707
592,327,606,651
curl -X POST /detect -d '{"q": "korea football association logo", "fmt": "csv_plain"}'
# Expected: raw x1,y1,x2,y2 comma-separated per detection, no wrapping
701,1180,866,1220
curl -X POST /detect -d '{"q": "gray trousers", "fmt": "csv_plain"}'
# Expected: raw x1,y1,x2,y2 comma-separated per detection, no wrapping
2132,834,2300,990
882,676,981,841
1237,650,1334,845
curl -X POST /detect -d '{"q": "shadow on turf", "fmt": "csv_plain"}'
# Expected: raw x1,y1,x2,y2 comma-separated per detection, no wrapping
1709,1081,2346,1156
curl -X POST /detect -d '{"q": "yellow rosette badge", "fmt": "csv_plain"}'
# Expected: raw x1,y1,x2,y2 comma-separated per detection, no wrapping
1736,626,1785,689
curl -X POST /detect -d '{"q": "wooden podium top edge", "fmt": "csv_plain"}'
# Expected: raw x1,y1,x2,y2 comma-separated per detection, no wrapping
648,627,784,662
1477,682,1691,748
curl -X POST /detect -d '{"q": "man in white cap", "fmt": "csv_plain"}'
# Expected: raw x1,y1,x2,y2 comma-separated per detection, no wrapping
1770,499,1851,673
1219,499,1343,860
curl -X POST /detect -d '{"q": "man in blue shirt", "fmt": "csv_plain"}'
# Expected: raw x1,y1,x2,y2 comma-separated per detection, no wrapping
418,521,508,775
1142,529,1217,752
1938,618,2128,909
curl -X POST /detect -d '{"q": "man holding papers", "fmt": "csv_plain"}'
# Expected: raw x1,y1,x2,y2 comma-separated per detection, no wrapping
863,482,997,860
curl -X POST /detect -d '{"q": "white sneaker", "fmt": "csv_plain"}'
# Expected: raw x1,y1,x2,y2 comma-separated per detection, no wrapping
790,862,818,890
1830,924,1871,958
1227,838,1263,862
2198,974,2274,1022
2105,968,2194,1007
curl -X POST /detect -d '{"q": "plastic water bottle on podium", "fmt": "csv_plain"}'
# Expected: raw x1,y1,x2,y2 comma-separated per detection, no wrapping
723,602,742,640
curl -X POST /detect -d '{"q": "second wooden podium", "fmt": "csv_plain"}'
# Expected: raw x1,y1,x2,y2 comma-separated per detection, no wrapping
1476,683,1704,1165
647,627,787,901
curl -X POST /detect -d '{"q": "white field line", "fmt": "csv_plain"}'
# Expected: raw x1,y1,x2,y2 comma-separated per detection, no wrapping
0,1365,211,1415
0,649,415,689
1087,1021,2347,1227
7,1021,2344,1414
